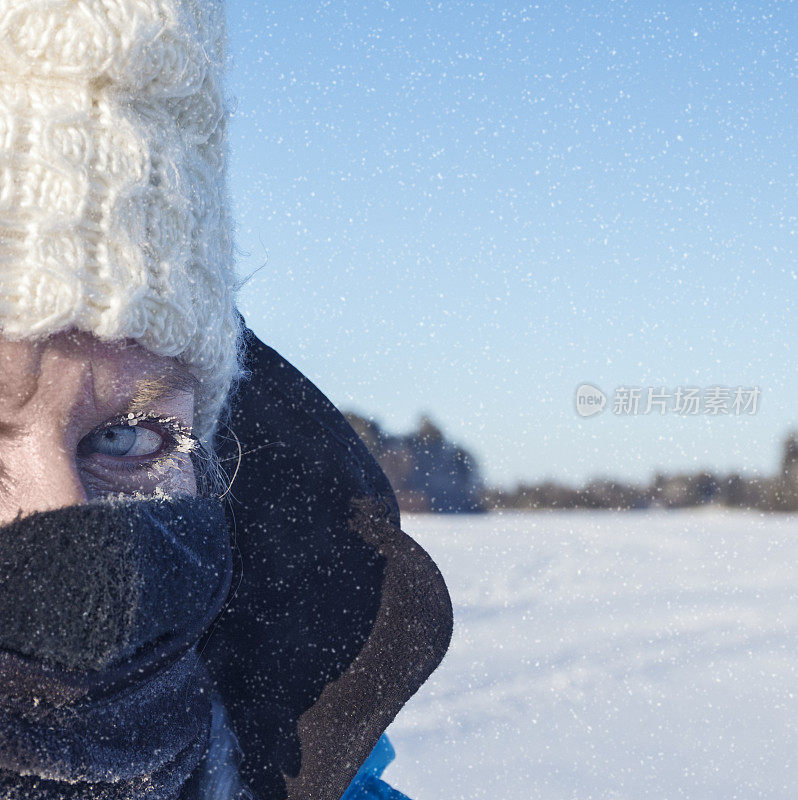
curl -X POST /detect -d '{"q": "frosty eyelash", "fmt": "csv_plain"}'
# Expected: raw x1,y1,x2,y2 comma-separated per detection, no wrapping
82,412,199,473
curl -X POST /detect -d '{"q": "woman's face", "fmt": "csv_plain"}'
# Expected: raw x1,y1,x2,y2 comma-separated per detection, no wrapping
0,329,198,526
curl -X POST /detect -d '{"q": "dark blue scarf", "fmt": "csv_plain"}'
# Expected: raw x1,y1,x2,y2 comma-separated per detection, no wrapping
0,495,234,800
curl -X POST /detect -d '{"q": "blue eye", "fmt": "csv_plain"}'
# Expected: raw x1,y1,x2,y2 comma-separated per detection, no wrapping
79,424,165,459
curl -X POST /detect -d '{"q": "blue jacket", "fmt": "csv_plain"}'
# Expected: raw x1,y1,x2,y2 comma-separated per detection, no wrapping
198,698,410,800
340,735,411,800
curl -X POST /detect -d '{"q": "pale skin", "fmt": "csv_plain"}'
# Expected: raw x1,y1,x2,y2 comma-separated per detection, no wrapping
0,329,198,527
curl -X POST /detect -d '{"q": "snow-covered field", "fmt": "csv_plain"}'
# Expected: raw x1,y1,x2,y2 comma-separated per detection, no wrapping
382,510,798,800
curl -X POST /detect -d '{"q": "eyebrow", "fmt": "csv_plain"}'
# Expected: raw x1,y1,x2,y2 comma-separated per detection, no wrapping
125,367,201,415
0,366,200,439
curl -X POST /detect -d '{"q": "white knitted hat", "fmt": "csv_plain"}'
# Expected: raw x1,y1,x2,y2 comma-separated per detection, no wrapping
0,0,244,447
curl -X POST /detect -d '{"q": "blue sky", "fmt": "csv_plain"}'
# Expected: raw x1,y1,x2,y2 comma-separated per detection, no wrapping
224,1,795,489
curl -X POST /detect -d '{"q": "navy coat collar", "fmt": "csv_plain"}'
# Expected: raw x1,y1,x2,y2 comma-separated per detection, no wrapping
201,322,453,800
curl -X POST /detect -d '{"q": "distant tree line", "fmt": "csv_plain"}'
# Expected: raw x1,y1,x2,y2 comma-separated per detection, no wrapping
343,412,483,513
344,411,798,515
485,432,798,512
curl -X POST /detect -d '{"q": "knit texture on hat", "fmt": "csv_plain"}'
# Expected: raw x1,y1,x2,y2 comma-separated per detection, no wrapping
0,0,244,446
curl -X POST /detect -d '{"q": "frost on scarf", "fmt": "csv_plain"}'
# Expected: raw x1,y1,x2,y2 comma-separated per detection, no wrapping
0,494,237,800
